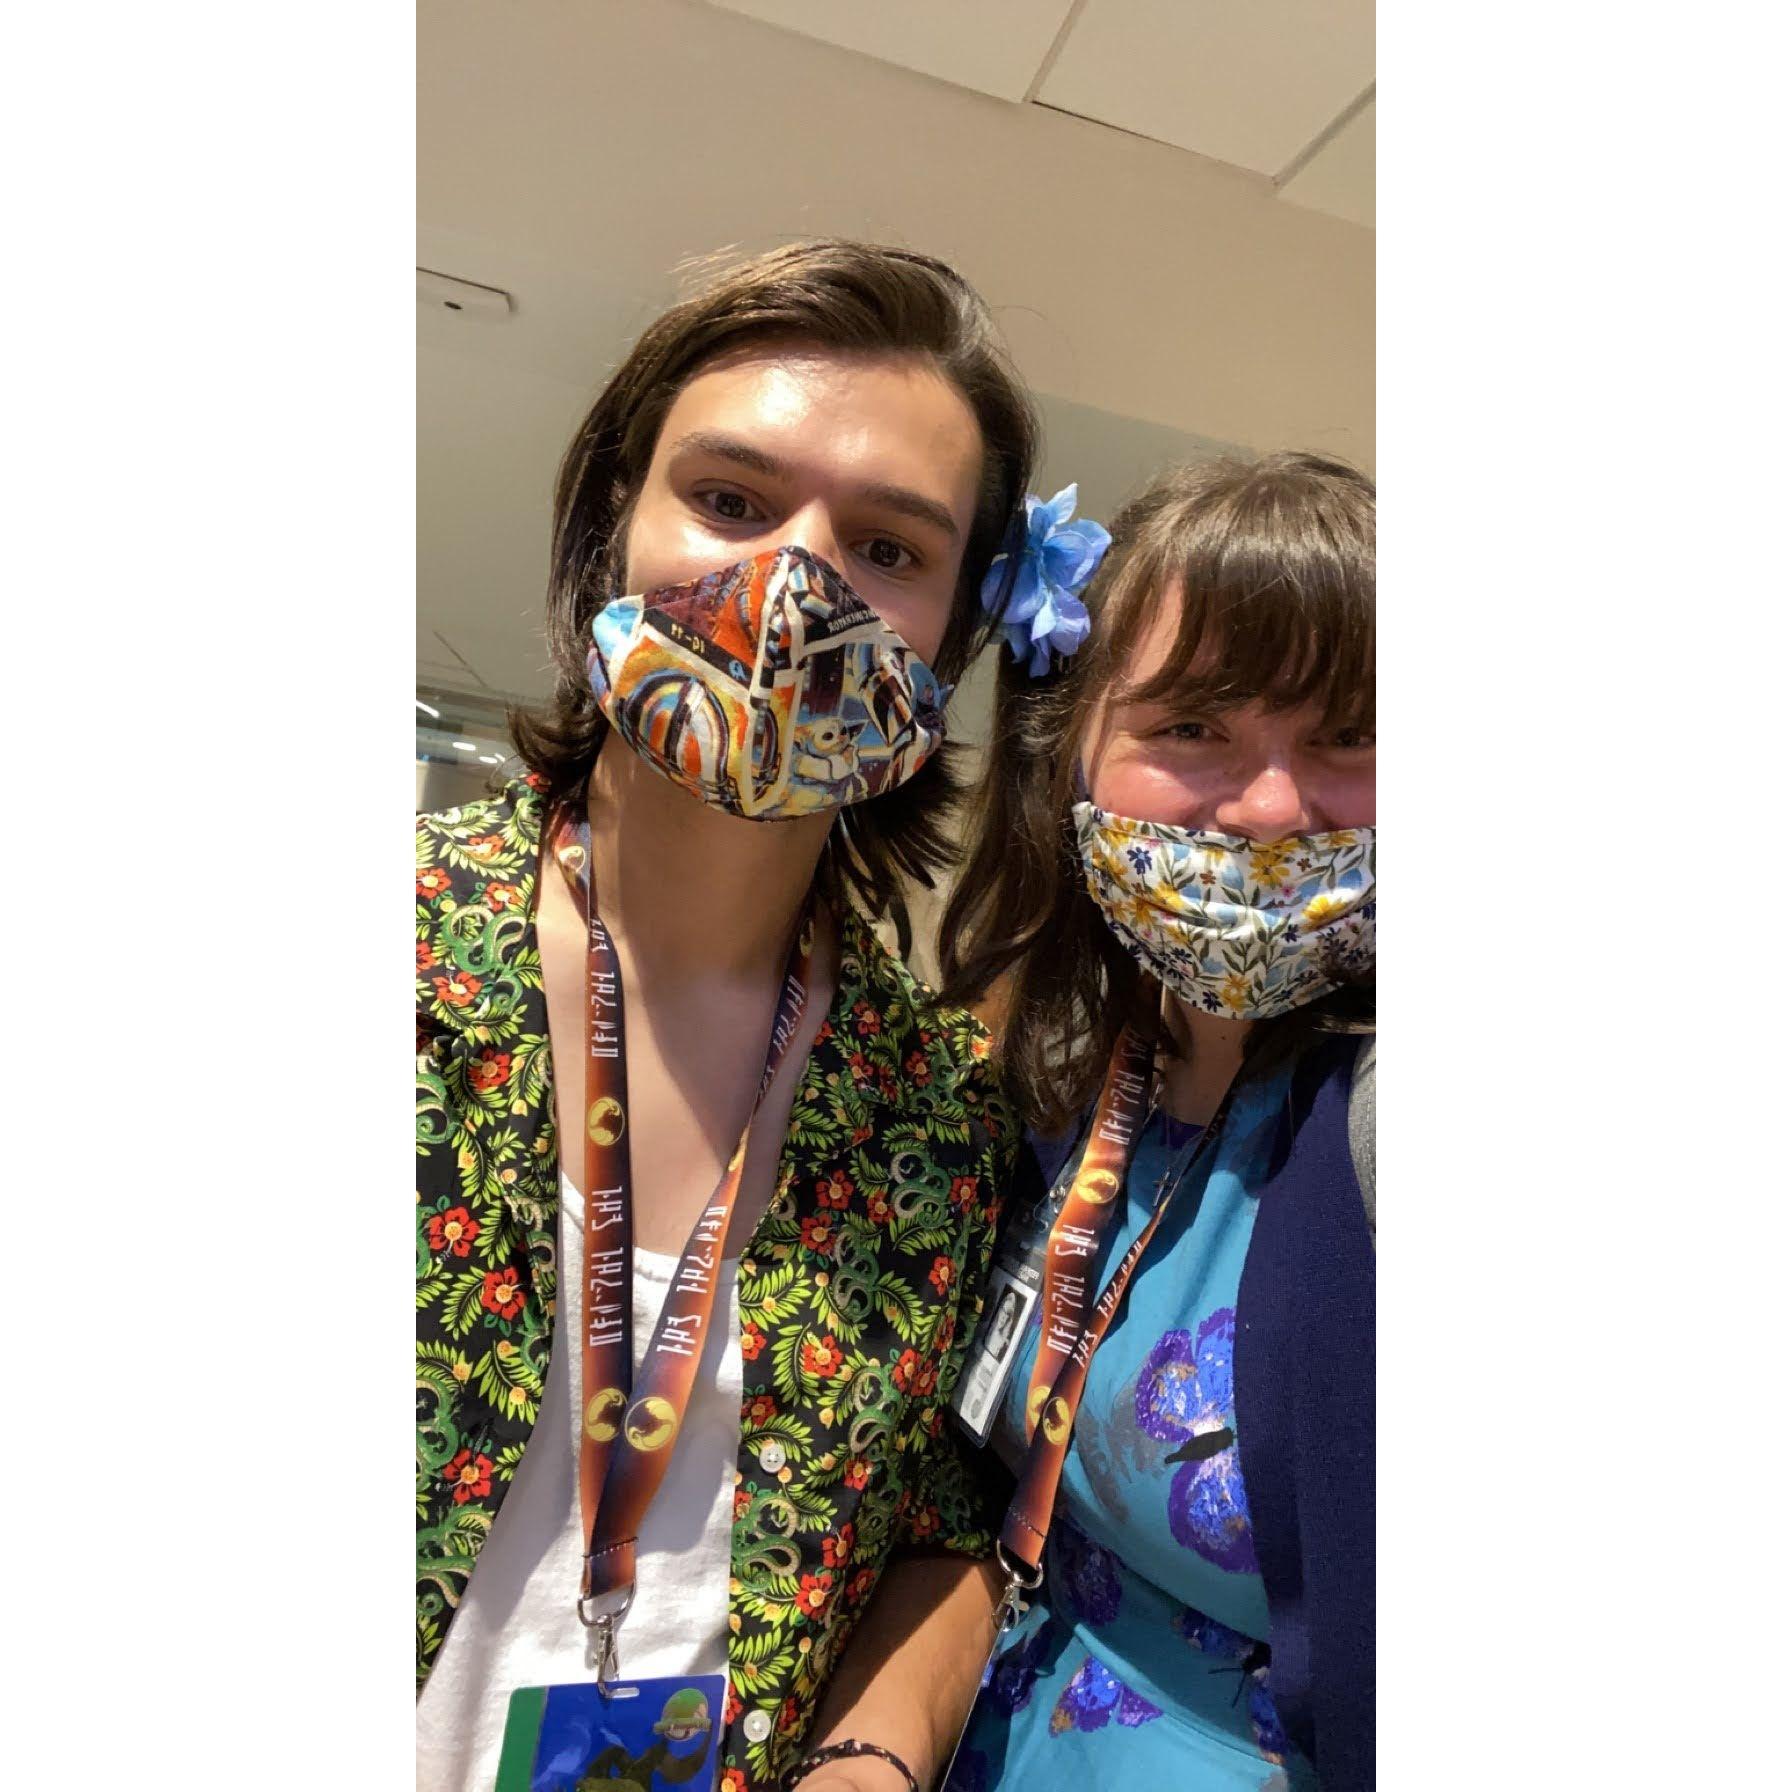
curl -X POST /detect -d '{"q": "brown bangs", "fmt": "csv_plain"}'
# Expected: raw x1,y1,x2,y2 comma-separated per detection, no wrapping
1107,456,1376,731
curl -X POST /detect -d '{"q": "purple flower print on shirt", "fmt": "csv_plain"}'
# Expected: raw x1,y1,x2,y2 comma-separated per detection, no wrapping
1048,1653,1163,1735
1052,1520,1123,1627
1135,1311,1259,1571
983,1621,1052,1716
1175,1605,1289,1763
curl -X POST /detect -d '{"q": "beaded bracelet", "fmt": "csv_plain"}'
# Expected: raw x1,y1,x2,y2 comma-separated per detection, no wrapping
783,1738,920,1792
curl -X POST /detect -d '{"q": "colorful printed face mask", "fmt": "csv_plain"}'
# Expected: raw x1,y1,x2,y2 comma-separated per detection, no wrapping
1073,800,1375,1020
588,546,950,820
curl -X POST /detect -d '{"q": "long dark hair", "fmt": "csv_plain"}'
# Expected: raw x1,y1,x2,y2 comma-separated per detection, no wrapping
939,452,1375,1135
510,239,1038,950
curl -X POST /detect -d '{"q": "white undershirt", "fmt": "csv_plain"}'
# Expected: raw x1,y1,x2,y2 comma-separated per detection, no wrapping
417,1174,741,1792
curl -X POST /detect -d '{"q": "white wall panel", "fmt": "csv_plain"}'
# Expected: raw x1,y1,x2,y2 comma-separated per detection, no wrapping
705,0,1079,102
1038,0,1374,176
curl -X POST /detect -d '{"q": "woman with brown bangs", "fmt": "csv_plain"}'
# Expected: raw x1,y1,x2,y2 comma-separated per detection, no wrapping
937,453,1376,1792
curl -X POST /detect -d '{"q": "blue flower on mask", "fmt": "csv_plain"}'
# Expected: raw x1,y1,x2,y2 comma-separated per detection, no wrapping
980,485,1110,677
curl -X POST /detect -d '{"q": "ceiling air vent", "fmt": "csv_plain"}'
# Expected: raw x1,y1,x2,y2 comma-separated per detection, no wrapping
417,268,513,319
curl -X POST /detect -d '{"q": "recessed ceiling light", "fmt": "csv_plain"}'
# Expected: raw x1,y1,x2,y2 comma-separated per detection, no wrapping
415,698,440,719
452,740,477,752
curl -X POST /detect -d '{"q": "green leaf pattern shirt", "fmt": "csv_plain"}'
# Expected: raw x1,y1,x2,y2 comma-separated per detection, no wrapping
417,778,1017,1790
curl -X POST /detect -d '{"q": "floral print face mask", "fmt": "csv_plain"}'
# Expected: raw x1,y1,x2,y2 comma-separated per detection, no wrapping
1073,800,1375,1020
589,546,950,820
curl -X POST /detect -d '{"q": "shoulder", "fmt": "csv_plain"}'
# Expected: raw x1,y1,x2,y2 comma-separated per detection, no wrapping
416,775,544,888
1347,1037,1374,1237
415,776,548,1036
833,905,1019,1168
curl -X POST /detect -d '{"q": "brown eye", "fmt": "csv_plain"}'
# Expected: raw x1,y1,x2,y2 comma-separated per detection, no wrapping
859,536,916,573
707,490,752,522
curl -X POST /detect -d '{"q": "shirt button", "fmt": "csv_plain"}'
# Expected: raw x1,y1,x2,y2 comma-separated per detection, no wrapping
758,1442,787,1474
743,1710,773,1743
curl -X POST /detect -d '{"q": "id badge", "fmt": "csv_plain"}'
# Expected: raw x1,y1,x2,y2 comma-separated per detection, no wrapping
948,1124,1089,1448
494,1674,725,1792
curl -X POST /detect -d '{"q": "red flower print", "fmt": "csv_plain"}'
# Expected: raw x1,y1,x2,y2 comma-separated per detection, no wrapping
814,1020,834,1044
928,1256,955,1296
524,770,548,792
416,867,452,901
842,1456,870,1490
779,1697,802,1735
950,1175,980,1214
794,1572,835,1618
723,1690,744,1729
744,1393,778,1429
852,1001,882,1038
434,972,482,1009
822,1522,856,1569
467,1049,511,1093
905,1050,932,1087
464,833,505,862
970,1034,992,1060
416,940,437,973
799,1214,835,1253
802,1334,845,1379
722,1773,750,1792
443,1449,493,1504
427,1206,481,1259
480,1267,524,1320
484,881,524,911
865,1187,894,1226
908,1503,942,1540
740,1321,766,1362
846,1051,875,1089
733,1487,751,1521
815,1170,853,1210
850,1121,873,1147
846,1566,877,1605
891,1349,921,1394
914,1358,939,1399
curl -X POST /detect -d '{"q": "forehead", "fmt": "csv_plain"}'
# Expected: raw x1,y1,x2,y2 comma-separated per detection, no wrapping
652,345,984,523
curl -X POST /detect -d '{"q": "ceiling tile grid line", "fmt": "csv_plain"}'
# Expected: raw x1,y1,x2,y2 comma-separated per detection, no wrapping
1021,0,1093,103
1275,79,1376,189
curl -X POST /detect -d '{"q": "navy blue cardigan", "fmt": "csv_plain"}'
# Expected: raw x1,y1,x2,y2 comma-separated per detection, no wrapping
1016,1041,1375,1790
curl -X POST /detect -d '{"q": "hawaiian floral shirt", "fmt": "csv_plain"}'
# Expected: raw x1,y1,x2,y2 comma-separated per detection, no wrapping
417,778,1017,1790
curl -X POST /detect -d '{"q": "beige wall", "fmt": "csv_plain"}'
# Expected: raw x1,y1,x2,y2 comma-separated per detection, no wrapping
419,0,1373,702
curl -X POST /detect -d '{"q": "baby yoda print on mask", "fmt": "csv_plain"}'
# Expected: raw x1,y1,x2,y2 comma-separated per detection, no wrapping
588,546,950,820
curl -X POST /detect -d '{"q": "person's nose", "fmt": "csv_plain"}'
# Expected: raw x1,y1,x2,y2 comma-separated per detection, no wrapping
1214,762,1311,842
775,500,848,575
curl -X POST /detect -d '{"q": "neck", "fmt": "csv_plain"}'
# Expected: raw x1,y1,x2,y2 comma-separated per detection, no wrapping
583,734,834,981
1155,989,1254,1125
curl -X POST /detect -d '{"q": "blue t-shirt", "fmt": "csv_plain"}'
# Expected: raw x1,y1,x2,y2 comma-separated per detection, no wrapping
949,1065,1316,1792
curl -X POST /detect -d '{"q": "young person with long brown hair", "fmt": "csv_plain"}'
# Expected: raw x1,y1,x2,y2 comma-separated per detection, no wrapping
938,453,1376,1791
415,240,1104,1792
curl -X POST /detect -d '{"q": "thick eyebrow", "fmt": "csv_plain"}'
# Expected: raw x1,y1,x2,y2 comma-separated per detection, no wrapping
667,430,961,542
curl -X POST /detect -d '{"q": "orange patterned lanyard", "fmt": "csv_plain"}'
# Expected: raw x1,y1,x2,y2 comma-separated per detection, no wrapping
550,808,814,1683
997,1024,1233,1599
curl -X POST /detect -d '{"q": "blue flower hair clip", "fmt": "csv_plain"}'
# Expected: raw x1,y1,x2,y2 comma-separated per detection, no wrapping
980,484,1111,678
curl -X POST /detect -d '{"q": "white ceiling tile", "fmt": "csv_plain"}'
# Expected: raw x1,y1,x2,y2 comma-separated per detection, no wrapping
1278,96,1373,229
704,0,1078,102
1038,0,1374,176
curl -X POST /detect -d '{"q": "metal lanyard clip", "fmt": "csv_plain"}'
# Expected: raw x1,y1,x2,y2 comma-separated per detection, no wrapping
578,1585,635,1696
